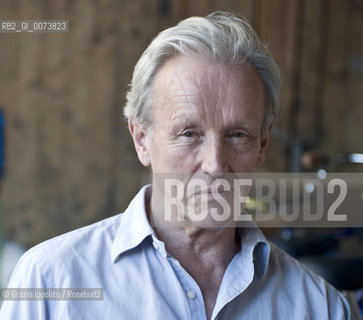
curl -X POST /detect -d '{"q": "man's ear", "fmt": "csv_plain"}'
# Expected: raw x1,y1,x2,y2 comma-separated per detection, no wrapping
128,119,151,167
257,122,273,166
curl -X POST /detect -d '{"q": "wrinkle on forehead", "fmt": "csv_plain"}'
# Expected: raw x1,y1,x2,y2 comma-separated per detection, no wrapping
153,67,198,115
193,72,209,123
151,56,265,129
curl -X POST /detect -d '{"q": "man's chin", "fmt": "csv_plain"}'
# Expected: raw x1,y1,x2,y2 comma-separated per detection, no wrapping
183,208,237,230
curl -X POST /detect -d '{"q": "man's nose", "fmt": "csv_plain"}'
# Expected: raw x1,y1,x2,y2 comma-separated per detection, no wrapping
200,136,229,175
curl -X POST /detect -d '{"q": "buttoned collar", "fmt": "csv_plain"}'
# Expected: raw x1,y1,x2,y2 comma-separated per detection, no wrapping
111,185,271,278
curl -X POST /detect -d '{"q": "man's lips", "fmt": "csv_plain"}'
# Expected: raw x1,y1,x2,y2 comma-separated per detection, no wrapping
188,187,233,196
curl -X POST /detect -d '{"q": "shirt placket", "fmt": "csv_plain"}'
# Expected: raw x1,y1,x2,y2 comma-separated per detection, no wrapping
167,255,207,320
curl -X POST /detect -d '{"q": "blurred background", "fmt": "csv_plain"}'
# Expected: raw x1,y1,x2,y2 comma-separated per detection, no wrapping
0,0,363,312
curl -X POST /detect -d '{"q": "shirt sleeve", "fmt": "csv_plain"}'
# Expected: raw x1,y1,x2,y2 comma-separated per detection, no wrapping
0,246,53,319
327,287,351,320
300,260,351,319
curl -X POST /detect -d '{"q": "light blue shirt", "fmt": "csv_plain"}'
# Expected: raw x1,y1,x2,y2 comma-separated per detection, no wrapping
0,185,350,319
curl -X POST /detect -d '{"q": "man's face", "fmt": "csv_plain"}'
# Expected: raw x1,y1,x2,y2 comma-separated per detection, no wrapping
138,55,269,174
130,55,270,227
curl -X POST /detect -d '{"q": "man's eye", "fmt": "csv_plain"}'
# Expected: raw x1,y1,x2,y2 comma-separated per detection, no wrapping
231,132,246,138
181,131,196,137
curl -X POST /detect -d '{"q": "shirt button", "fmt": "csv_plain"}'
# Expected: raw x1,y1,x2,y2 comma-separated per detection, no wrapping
187,290,196,300
152,242,159,250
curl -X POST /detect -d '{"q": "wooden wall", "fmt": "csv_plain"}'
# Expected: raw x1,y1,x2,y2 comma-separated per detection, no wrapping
1,0,362,248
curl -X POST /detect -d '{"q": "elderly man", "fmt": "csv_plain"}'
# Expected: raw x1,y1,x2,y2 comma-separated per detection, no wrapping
1,11,350,319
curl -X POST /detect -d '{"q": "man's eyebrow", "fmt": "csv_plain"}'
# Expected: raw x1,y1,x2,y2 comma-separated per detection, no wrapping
227,122,259,134
167,117,258,134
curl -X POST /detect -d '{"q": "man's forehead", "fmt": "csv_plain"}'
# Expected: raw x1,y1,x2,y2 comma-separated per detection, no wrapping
150,55,265,127
154,57,211,97
153,55,263,98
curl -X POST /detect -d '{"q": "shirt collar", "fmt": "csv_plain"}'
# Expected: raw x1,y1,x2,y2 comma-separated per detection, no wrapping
111,185,154,262
111,185,271,277
236,223,271,278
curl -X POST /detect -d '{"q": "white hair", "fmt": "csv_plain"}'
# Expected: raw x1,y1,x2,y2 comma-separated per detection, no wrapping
124,11,282,134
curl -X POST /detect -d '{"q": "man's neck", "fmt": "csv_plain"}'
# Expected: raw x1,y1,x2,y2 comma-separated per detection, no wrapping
148,191,241,319
148,190,240,267
153,221,239,270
